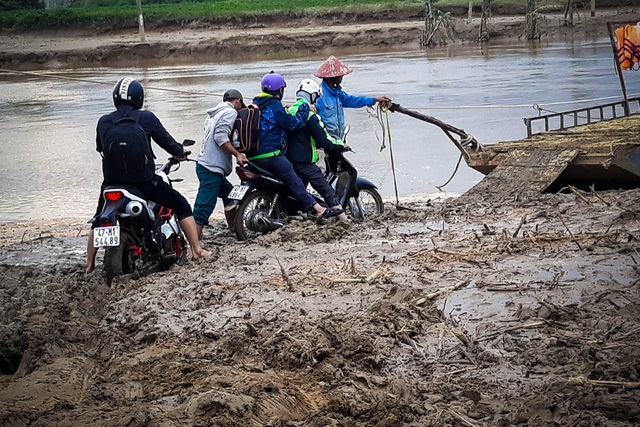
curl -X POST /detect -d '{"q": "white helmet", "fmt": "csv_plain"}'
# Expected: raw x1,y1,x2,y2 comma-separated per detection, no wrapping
296,79,321,104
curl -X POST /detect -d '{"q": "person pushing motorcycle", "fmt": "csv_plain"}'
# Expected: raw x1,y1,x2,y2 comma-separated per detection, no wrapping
85,77,210,274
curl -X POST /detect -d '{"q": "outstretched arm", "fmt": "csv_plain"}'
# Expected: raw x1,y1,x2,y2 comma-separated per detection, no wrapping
146,112,184,157
274,101,310,131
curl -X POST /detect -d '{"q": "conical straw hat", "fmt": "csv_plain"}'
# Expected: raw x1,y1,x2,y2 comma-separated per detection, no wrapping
314,56,353,78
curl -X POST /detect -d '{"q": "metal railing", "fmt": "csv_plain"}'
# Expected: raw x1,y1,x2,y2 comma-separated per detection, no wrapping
523,97,640,137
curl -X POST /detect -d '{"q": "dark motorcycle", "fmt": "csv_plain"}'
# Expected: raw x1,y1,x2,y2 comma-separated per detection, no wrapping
92,140,195,285
229,129,383,241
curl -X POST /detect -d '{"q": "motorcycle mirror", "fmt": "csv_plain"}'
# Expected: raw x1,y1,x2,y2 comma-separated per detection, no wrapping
183,139,196,147
343,125,351,139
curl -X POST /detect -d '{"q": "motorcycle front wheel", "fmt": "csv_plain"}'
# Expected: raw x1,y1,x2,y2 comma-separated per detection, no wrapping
234,190,284,241
348,188,384,220
104,229,137,286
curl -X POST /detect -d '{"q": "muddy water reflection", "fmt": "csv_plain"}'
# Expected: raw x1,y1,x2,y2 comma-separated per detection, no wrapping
1,39,635,221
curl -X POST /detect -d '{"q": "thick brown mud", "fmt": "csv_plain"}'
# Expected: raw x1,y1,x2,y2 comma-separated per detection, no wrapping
1,188,639,426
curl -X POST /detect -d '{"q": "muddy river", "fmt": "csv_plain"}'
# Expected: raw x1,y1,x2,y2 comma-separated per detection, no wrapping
0,38,636,222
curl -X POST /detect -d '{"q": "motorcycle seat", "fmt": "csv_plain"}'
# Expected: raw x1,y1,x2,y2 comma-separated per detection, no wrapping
245,163,283,183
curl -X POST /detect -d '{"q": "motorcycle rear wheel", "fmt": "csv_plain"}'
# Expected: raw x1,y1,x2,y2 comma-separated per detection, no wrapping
159,234,187,270
348,188,384,220
104,230,137,286
234,190,284,241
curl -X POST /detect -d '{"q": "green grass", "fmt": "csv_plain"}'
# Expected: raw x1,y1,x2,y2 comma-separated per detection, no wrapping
0,0,422,30
0,0,632,31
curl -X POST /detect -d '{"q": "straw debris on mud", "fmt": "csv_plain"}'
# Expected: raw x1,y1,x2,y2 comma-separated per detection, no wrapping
1,186,639,426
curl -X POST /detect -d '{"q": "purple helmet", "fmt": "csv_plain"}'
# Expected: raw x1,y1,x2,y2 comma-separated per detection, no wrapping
261,71,286,93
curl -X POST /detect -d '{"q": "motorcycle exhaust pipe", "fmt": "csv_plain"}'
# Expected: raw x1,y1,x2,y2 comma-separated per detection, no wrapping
125,201,144,216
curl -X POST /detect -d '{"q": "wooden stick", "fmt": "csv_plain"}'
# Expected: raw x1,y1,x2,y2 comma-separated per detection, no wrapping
557,210,583,250
478,321,546,342
568,185,591,204
568,375,640,390
512,214,527,238
424,281,469,301
275,255,293,290
440,366,478,377
590,184,611,206
366,268,383,284
447,408,480,427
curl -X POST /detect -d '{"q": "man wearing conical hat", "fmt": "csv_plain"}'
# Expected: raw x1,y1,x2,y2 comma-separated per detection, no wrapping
315,55,391,140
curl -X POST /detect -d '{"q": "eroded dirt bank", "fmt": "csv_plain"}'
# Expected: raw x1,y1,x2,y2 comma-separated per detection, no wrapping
0,7,637,70
1,188,639,426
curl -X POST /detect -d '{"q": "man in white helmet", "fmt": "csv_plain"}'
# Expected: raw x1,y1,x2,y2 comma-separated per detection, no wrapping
286,78,350,222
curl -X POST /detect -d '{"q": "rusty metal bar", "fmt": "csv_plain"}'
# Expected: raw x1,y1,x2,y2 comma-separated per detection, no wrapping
523,97,640,137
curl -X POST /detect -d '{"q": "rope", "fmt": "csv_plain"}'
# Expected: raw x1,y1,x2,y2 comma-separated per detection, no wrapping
368,102,464,204
0,68,225,97
2,68,637,112
378,102,401,206
388,93,640,111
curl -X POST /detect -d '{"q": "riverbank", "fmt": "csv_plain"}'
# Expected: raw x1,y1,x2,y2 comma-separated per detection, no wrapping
0,7,637,70
1,188,639,425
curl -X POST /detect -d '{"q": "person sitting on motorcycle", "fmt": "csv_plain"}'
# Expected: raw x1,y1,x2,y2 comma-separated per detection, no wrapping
286,79,349,223
85,77,210,274
248,71,344,219
314,55,392,140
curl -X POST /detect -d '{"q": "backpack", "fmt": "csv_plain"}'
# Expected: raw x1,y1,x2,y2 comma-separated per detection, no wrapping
232,105,261,156
101,112,154,183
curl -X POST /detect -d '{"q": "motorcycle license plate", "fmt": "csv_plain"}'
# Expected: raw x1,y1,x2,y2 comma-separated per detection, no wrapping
94,226,120,248
228,185,249,201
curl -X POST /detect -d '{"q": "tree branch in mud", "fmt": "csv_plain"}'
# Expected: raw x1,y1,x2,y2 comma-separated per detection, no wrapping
557,209,583,250
478,0,492,42
421,0,455,47
275,255,294,291
523,0,543,40
477,320,548,342
563,0,576,26
568,376,640,390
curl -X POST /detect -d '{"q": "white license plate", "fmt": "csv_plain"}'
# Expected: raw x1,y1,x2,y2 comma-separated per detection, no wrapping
94,226,120,248
228,185,249,201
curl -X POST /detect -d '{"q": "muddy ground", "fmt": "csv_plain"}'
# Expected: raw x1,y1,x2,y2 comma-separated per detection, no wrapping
0,7,638,70
1,186,639,426
1,6,640,426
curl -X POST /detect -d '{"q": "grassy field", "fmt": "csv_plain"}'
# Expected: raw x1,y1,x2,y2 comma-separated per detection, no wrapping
0,0,632,31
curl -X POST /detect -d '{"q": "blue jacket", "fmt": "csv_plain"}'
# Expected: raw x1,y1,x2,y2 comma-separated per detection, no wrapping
96,103,183,158
316,80,376,139
250,93,309,159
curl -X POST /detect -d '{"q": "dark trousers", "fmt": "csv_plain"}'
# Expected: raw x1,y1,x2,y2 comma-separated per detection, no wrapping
94,175,192,224
251,155,317,212
291,161,339,207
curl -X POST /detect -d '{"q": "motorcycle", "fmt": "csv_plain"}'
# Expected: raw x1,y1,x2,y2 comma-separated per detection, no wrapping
92,140,195,285
229,127,384,241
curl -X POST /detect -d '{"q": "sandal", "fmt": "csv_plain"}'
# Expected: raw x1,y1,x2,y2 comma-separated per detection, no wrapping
318,206,344,219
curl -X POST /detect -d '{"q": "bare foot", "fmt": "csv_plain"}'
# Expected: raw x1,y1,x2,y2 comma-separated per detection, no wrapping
192,248,211,261
85,263,95,274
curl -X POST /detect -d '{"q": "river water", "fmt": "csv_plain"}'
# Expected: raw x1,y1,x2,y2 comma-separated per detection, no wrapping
0,38,637,222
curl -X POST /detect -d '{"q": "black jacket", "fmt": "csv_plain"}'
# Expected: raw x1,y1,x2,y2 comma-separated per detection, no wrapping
96,104,183,159
286,113,344,164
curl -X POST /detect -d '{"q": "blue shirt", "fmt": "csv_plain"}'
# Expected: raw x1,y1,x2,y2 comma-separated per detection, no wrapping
316,81,376,139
